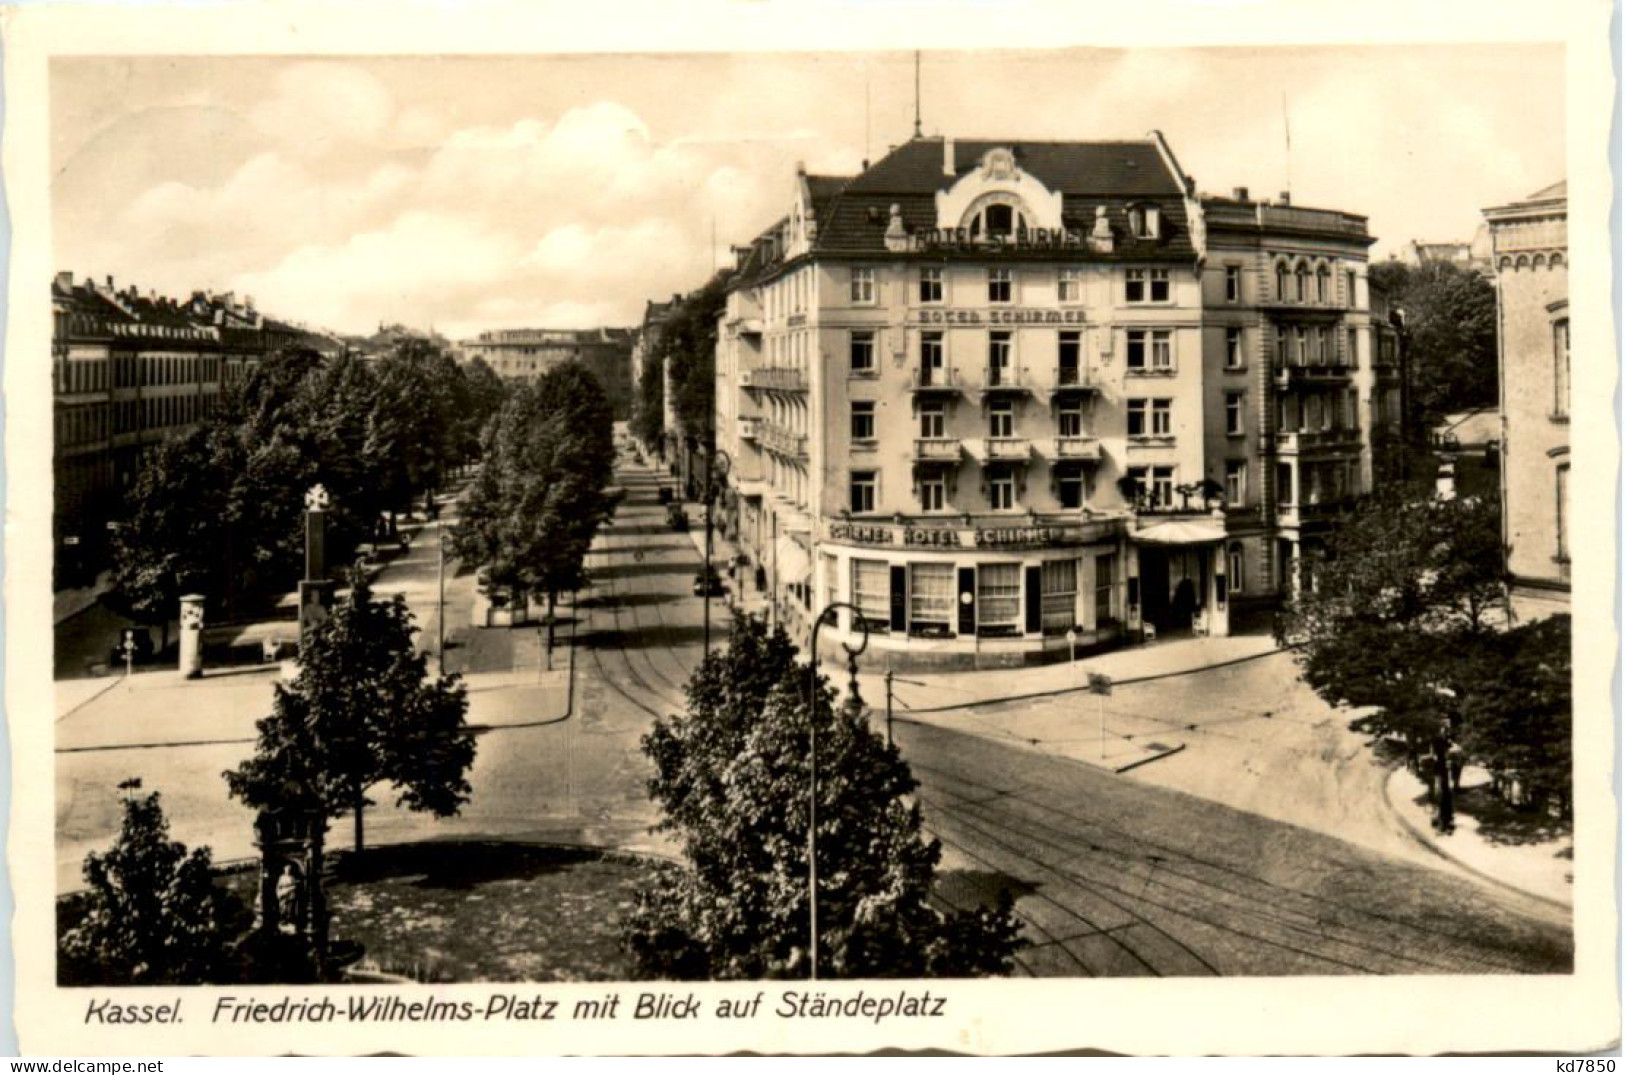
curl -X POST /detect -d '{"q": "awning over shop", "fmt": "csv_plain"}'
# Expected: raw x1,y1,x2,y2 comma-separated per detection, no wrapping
775,535,812,582
1133,519,1227,545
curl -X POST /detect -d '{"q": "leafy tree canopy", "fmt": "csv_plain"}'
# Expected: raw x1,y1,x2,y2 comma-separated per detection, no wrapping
60,788,246,985
631,614,1021,979
224,571,475,853
1369,259,1499,424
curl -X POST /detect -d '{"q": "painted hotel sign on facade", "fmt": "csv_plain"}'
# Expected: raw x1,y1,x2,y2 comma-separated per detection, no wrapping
826,519,1119,550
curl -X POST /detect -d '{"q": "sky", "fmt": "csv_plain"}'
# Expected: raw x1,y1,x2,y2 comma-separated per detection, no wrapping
50,46,1565,339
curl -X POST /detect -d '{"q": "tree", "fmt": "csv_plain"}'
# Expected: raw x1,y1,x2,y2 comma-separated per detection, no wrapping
60,786,246,985
224,571,475,854
453,363,618,636
1279,482,1504,760
632,351,665,451
107,425,234,649
1457,615,1572,817
1369,259,1499,425
630,614,1021,979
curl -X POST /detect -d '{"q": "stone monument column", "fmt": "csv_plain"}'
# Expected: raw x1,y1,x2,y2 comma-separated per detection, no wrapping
298,485,338,652
178,594,205,679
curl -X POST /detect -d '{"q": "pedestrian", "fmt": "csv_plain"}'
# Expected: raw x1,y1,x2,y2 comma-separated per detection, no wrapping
1447,739,1466,793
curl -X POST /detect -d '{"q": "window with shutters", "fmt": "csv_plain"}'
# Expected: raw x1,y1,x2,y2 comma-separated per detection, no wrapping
977,562,1021,637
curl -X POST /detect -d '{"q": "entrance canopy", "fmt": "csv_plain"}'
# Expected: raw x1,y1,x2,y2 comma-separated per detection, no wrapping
1133,519,1226,545
775,535,812,582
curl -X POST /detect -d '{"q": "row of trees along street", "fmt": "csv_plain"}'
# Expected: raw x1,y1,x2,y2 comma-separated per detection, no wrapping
108,341,508,644
1279,481,1572,820
451,361,619,644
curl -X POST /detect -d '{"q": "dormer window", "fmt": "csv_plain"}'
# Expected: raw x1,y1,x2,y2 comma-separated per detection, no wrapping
1128,204,1161,240
964,195,1030,242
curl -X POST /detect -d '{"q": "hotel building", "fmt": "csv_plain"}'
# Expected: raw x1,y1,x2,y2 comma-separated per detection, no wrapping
712,135,1395,668
1484,181,1568,620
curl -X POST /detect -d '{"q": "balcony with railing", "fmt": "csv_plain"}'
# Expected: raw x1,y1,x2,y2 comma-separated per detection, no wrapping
759,421,808,461
1050,365,1098,395
742,366,807,394
979,437,1032,463
909,367,965,394
980,366,1029,394
1049,436,1103,462
912,438,963,463
1274,359,1354,387
1274,427,1362,454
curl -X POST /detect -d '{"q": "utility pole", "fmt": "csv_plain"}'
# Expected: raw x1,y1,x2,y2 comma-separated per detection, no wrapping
885,669,894,746
883,670,925,749
437,524,446,676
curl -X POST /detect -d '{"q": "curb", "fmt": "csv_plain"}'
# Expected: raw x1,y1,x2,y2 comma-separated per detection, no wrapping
1380,766,1571,915
904,643,1293,715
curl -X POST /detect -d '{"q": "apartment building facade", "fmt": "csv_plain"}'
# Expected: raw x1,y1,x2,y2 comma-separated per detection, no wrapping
712,136,1393,668
51,272,339,588
1484,181,1569,619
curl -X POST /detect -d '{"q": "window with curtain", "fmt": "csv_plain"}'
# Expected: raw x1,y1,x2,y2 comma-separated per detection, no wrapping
909,563,955,636
1041,560,1077,634
977,563,1021,636
851,558,891,633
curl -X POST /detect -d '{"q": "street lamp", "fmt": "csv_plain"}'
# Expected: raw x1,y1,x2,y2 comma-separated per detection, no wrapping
702,446,732,655
806,600,869,980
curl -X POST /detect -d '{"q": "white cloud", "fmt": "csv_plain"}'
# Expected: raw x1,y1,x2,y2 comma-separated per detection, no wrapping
250,62,397,157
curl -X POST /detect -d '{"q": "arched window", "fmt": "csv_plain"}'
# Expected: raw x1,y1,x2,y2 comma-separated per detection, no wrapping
1316,265,1330,303
1275,262,1289,300
1295,263,1309,302
967,200,1028,240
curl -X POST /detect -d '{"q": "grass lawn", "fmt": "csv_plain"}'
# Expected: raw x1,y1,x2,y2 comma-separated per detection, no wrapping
226,841,662,983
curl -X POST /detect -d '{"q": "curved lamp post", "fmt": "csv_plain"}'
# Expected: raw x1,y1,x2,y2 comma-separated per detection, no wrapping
702,447,732,654
806,600,869,980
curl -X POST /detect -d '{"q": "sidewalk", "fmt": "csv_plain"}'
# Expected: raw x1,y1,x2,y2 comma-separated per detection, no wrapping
855,632,1282,714
679,510,770,621
54,572,112,626
1384,765,1573,910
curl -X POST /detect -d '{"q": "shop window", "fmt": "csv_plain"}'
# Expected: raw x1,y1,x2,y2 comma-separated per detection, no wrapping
1041,559,1078,633
908,562,955,637
977,562,1022,637
852,558,891,633
851,401,875,442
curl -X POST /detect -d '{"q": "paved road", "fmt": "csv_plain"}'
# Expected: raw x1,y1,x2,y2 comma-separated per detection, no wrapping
56,447,1572,974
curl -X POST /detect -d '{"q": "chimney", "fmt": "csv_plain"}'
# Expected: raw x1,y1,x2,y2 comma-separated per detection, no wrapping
943,136,955,177
245,295,256,312
795,159,805,176
1278,191,1291,206
105,274,115,290
1232,186,1249,201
